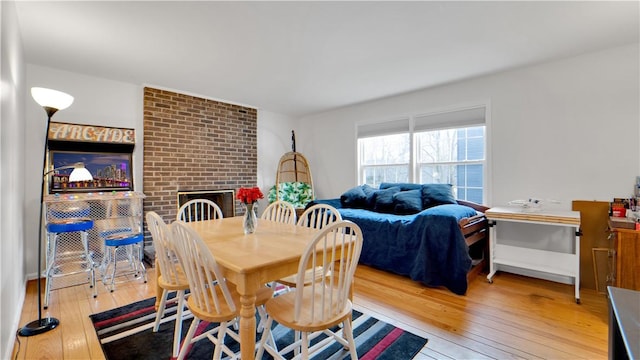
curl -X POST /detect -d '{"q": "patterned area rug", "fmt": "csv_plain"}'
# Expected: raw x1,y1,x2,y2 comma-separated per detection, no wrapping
90,297,428,359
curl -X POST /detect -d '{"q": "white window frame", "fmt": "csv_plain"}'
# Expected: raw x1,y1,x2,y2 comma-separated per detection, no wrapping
358,133,411,187
356,104,490,204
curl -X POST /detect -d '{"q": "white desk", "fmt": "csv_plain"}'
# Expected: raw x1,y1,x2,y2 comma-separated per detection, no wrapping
486,206,581,303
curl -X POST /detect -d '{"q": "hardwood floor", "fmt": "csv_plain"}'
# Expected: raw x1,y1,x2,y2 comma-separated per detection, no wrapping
12,265,608,359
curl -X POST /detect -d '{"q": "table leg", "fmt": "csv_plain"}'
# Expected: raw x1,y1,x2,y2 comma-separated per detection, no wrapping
487,223,497,283
575,229,581,304
239,292,257,360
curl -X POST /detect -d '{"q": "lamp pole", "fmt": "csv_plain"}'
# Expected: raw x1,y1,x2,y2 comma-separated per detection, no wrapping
19,88,73,336
19,109,60,336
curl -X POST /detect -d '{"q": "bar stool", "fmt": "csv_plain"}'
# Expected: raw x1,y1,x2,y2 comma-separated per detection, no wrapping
100,230,147,292
44,218,97,308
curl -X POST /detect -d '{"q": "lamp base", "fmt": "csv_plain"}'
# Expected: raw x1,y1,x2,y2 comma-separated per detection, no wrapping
18,317,60,337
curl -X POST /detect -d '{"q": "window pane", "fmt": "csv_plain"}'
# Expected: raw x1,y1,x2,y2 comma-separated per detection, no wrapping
359,134,409,165
457,187,467,200
466,126,484,137
363,165,409,187
466,137,484,160
416,129,458,162
456,166,466,187
466,188,483,204
419,164,455,184
417,127,485,163
466,164,483,187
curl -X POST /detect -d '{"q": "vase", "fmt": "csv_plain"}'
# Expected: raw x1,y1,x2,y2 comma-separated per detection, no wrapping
243,203,258,234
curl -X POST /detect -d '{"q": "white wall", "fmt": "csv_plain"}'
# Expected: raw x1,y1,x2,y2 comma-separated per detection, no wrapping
256,109,297,214
298,43,640,210
1,1,26,358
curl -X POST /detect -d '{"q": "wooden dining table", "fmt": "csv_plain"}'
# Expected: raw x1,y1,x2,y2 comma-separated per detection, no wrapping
155,216,319,360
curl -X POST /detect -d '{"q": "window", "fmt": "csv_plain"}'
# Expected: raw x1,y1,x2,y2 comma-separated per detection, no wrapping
416,126,485,203
357,107,486,203
359,133,410,187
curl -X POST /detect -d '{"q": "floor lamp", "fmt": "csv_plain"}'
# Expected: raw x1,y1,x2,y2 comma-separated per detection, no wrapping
19,87,75,336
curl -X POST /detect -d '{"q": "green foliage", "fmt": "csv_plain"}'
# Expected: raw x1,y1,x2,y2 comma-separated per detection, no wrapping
268,182,313,208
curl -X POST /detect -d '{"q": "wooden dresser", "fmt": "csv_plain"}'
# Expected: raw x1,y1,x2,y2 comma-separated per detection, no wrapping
611,227,640,291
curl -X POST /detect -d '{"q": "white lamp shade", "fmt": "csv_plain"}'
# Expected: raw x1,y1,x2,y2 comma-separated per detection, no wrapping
68,167,93,182
31,87,74,110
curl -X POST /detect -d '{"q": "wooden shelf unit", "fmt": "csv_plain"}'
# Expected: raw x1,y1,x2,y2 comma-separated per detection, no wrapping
611,227,640,291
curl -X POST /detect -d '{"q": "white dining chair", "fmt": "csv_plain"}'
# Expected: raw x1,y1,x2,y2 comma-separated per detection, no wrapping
146,211,190,359
177,199,223,222
296,203,342,229
261,200,297,225
170,221,274,360
276,204,343,291
256,220,363,360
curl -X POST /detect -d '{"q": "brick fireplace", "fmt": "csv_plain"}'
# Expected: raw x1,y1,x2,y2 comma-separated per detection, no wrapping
142,87,258,260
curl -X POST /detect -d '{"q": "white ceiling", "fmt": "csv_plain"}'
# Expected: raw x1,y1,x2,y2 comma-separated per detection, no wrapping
15,1,639,117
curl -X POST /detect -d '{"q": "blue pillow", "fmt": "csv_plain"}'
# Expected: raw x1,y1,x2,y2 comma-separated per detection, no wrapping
362,185,379,209
380,182,423,191
361,184,376,196
422,184,457,208
340,186,367,208
373,186,401,213
393,189,423,214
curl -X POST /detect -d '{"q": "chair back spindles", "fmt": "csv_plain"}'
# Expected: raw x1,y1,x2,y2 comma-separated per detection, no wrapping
261,200,297,225
177,199,223,222
297,203,342,230
294,220,362,323
171,221,236,315
146,212,181,285
146,211,191,358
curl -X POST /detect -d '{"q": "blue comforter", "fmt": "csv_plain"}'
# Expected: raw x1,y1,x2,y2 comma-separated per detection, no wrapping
312,199,478,295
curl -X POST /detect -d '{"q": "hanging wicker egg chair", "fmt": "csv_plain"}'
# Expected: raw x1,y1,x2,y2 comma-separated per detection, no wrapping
270,132,315,211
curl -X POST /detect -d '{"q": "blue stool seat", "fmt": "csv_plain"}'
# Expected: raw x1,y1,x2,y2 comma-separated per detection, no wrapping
47,218,94,233
101,231,147,292
49,207,90,219
44,218,96,308
104,232,143,247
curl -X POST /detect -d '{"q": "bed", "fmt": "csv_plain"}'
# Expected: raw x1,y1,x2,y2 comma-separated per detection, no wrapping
310,183,489,295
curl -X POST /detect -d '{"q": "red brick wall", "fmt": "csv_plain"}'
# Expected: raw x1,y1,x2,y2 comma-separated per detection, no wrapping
143,87,257,225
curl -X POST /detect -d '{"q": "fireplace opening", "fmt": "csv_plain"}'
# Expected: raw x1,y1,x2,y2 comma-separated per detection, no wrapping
177,190,236,218
143,189,236,265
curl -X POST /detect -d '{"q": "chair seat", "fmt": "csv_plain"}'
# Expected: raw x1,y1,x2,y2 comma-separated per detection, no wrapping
49,206,90,219
101,231,146,292
158,267,190,291
99,227,133,238
187,284,239,324
104,232,143,247
44,217,96,308
265,288,352,332
277,266,326,288
188,283,273,323
46,218,94,233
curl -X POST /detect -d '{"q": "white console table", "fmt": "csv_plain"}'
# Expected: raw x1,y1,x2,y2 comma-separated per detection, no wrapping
486,206,582,303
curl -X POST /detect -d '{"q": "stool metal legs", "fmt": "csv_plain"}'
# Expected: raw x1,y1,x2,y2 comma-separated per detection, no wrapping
100,237,147,292
44,228,96,308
